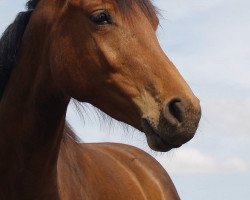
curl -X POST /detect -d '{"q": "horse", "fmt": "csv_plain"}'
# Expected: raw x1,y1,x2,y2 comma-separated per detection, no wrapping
0,0,201,199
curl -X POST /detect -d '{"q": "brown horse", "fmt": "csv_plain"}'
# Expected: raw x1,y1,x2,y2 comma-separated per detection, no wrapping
0,0,201,199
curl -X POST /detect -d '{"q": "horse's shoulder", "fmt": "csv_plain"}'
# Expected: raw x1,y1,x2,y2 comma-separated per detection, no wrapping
83,142,163,170
58,139,180,200
79,143,180,199
81,143,169,180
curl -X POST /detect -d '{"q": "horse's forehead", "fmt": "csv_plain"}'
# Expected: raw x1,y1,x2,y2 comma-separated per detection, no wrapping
67,0,158,28
70,0,117,8
70,0,153,13
68,0,119,14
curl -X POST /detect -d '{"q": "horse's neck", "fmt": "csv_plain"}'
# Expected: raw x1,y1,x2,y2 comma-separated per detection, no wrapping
0,30,69,200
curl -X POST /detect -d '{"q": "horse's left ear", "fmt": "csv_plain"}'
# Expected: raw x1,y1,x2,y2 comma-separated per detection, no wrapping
26,0,40,10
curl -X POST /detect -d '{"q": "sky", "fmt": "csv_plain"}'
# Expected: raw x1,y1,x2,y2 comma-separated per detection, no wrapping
0,0,249,200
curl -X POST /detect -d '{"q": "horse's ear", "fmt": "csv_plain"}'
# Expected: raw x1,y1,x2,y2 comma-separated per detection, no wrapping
26,0,40,10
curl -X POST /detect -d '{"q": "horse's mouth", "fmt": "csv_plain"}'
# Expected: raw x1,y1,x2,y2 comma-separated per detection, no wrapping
142,119,182,152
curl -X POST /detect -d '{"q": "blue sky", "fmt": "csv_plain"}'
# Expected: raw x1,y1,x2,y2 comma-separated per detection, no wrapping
1,0,249,199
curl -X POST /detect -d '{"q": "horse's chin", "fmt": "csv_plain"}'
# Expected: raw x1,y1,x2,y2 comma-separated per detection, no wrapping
145,133,182,152
142,120,182,152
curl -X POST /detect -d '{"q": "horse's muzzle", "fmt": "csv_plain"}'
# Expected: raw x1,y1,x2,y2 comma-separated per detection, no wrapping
142,97,201,152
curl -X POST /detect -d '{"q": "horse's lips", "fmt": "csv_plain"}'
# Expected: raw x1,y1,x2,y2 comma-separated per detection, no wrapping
142,119,181,152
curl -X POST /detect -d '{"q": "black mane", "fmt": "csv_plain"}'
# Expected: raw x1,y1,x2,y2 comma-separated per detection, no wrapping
0,1,39,99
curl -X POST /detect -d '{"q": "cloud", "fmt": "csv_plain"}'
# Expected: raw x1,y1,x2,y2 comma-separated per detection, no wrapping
156,0,225,21
156,147,248,174
201,99,250,136
0,1,27,33
156,0,250,94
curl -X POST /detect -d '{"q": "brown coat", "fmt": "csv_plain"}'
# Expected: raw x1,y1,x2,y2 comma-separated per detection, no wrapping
58,131,180,200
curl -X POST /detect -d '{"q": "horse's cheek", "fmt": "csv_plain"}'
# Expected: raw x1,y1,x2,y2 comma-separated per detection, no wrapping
49,38,89,99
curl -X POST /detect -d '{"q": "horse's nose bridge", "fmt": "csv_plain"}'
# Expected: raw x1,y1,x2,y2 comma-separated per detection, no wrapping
135,42,199,110
150,57,201,116
149,61,186,97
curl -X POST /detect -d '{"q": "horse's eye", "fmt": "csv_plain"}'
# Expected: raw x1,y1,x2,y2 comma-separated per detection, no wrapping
90,11,113,25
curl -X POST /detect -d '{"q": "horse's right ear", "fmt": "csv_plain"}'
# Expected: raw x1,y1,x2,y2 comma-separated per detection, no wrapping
26,0,40,10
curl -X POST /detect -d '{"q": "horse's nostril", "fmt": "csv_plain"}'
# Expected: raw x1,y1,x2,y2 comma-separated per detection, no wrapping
169,99,185,123
164,98,185,125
